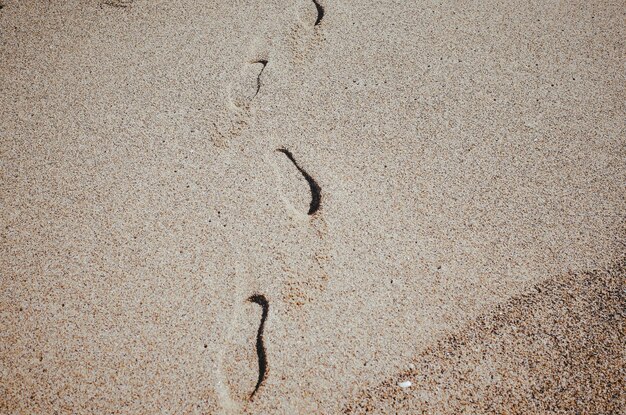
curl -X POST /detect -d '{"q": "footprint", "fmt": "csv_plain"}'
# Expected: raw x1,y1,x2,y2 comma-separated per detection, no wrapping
213,38,271,148
276,148,321,216
228,60,270,110
211,61,266,148
217,294,271,406
312,0,324,26
252,60,268,99
253,146,334,311
296,0,325,28
247,294,269,399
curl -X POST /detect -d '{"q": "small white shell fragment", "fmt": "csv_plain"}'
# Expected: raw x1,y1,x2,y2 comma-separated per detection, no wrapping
398,381,412,388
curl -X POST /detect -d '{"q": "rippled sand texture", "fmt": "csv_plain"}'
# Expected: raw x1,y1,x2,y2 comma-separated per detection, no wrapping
1,0,624,413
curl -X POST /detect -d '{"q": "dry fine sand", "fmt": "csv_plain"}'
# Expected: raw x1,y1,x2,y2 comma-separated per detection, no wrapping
1,0,624,413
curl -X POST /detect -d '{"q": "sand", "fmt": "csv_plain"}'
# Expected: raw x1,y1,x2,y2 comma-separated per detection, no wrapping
1,0,624,413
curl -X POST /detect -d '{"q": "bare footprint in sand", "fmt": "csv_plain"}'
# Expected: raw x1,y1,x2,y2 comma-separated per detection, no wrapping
212,36,271,148
216,293,272,414
228,60,268,109
267,147,332,309
211,66,260,148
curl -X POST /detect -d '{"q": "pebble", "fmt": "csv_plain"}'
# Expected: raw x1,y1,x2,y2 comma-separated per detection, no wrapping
398,380,412,388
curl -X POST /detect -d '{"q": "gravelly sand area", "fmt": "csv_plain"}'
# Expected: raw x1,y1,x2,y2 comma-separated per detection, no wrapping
1,0,624,413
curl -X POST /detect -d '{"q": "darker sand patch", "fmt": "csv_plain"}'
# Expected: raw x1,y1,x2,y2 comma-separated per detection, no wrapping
346,260,625,414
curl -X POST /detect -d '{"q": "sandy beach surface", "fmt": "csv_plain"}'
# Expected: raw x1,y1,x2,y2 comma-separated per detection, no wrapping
1,1,624,413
